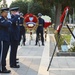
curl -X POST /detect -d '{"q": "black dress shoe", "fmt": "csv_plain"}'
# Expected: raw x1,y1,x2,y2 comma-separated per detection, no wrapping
10,65,20,68
35,44,37,45
0,69,11,73
23,43,25,46
16,61,19,64
16,58,19,60
42,44,44,46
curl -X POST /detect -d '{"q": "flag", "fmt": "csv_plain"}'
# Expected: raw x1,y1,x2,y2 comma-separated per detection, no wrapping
56,6,70,33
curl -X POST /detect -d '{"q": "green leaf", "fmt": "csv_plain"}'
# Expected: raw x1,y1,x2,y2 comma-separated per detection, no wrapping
10,1,28,14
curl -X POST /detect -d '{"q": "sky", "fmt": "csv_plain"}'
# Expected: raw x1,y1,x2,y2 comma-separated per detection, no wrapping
6,0,31,7
6,0,15,7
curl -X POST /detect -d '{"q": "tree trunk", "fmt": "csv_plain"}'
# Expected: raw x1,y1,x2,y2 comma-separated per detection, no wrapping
3,0,6,5
54,4,62,30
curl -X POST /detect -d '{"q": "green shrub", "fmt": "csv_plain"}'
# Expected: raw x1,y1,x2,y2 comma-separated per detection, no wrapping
10,1,28,14
54,33,64,50
68,46,75,52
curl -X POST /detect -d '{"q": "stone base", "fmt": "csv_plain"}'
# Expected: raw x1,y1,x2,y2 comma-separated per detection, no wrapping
57,52,75,56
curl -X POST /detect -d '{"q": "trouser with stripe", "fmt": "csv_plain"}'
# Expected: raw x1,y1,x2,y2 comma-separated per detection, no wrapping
0,41,9,70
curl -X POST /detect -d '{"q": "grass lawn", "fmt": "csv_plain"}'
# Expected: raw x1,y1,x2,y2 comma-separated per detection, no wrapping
61,34,71,44
49,27,74,34
49,27,73,44
49,26,74,50
54,34,71,50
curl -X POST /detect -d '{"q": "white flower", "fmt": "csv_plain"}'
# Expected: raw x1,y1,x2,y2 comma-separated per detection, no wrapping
41,15,51,22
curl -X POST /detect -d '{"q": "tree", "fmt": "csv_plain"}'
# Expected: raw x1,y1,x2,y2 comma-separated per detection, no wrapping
37,0,75,29
33,0,51,16
10,0,28,15
49,0,75,29
28,1,43,15
0,0,2,2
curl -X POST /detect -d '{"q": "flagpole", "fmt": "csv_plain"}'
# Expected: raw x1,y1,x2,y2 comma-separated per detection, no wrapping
47,7,69,71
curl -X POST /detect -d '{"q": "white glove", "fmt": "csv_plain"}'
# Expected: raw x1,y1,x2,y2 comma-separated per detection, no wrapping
15,12,20,15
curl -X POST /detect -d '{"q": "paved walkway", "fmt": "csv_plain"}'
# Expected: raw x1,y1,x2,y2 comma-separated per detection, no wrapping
0,34,75,75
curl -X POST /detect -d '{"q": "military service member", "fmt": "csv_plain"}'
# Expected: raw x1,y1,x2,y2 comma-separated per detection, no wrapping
9,7,20,68
35,13,45,46
0,8,12,73
19,13,26,46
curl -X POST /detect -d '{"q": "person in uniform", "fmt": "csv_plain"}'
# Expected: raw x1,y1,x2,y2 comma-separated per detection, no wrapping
35,13,45,46
19,13,26,46
0,8,12,73
9,7,20,68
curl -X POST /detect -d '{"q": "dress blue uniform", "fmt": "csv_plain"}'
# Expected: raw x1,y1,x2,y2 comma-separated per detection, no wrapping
19,15,26,45
35,13,45,45
0,8,12,73
9,7,20,68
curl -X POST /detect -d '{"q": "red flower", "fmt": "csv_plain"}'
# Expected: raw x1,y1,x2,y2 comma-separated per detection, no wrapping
56,24,62,33
24,13,38,29
44,22,52,28
60,6,70,23
57,6,70,33
24,13,37,23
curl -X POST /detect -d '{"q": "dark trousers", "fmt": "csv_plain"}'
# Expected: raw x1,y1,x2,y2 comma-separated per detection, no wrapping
10,40,18,66
20,34,26,43
36,30,44,44
20,26,26,43
0,41,9,70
